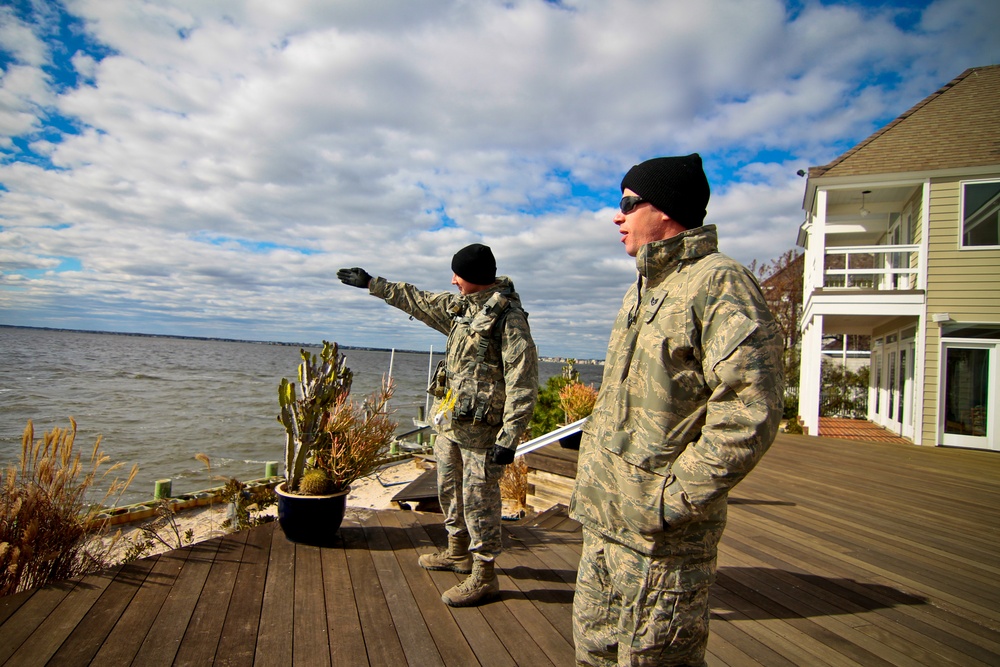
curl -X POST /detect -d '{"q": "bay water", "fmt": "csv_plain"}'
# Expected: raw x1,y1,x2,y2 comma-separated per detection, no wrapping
0,326,602,506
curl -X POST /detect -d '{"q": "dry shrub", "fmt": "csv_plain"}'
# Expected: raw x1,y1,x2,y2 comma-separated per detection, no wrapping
316,378,398,492
500,456,529,510
0,418,137,596
559,382,598,423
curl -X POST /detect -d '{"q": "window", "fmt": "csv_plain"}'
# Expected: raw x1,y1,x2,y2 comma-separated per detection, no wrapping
943,347,989,438
962,180,1000,247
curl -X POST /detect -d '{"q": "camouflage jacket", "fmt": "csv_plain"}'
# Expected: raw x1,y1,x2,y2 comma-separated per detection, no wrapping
570,225,784,556
369,276,538,451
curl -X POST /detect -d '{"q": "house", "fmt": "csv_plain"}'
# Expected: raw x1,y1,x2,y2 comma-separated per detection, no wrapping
796,65,1000,450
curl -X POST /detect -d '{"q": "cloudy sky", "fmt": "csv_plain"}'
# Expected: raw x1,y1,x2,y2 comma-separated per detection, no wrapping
1,0,997,359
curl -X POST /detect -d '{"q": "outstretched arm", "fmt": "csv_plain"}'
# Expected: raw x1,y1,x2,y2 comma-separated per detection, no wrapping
368,276,457,336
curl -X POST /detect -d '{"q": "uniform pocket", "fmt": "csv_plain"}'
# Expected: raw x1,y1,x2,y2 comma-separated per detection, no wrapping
427,359,447,397
451,375,501,424
452,375,476,420
605,452,668,537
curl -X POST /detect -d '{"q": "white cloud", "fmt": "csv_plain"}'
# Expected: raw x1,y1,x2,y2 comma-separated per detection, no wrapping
0,8,54,135
0,7,49,67
1,0,997,357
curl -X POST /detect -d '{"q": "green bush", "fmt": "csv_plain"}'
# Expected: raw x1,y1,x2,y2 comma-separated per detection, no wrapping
529,361,597,438
530,375,574,438
783,394,799,420
820,361,870,418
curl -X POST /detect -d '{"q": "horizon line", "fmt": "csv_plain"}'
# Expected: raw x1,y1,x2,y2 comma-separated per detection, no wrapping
0,324,605,363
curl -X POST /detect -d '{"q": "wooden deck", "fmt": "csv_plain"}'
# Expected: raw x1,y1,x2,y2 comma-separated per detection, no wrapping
2,432,999,666
818,417,913,444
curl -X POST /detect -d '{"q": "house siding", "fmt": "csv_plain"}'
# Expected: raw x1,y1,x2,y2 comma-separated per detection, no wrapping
922,176,1000,445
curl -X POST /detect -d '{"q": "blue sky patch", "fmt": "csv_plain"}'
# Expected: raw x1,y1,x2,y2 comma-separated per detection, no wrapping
14,256,82,279
193,233,320,255
427,205,458,230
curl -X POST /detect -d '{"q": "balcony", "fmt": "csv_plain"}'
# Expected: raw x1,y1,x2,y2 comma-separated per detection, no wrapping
822,243,920,290
802,243,924,331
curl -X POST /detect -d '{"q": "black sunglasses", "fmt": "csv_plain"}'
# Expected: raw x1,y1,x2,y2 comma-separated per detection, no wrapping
619,195,646,214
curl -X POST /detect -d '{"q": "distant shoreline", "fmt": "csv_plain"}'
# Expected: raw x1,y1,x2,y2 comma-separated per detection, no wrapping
0,324,430,355
0,324,605,364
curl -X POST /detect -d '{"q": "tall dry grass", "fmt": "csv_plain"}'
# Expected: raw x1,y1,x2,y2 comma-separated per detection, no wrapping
500,456,529,511
0,418,137,597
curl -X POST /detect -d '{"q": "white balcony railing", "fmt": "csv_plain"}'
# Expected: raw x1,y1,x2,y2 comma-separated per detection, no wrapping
822,244,920,290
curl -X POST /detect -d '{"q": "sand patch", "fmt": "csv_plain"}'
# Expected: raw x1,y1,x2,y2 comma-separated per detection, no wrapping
99,458,428,562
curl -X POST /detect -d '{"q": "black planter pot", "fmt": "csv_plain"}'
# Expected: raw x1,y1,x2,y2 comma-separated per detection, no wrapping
274,482,350,546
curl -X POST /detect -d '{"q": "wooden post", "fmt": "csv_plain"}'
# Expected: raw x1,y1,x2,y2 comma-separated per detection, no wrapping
154,479,172,499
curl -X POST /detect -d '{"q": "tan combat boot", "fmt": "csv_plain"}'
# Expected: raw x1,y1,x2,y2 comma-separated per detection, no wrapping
418,535,473,574
441,559,499,607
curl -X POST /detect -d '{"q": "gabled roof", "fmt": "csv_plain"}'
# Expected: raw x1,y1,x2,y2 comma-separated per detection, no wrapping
810,65,1000,178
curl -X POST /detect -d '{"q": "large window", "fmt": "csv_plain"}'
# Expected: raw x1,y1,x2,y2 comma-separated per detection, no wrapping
962,180,1000,247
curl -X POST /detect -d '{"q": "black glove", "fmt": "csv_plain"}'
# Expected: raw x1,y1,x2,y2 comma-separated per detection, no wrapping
337,267,372,289
490,444,515,466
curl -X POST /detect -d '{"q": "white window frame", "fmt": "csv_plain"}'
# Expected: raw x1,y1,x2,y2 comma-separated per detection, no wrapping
938,338,998,451
959,179,1000,250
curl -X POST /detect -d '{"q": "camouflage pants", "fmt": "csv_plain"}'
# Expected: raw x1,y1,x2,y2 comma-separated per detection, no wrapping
574,527,711,667
435,436,504,562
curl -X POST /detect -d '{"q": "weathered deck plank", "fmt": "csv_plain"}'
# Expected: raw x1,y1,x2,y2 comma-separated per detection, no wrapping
2,568,119,667
134,537,221,667
319,526,367,667
92,547,190,666
174,529,250,666
45,557,157,666
0,578,78,664
215,521,272,667
1,433,999,666
254,519,294,667
375,510,472,667
340,514,407,666
358,510,443,667
293,543,333,667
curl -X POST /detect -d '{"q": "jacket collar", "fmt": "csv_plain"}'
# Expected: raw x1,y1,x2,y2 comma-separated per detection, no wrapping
461,276,519,308
635,225,719,281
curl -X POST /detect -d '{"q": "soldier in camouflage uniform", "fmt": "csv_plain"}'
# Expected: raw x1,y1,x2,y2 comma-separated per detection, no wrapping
570,154,784,666
338,243,538,607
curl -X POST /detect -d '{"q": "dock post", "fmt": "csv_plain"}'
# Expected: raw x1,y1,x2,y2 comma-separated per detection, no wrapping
154,479,172,499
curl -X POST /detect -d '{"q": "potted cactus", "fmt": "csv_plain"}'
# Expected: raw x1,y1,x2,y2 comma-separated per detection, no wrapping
275,341,396,545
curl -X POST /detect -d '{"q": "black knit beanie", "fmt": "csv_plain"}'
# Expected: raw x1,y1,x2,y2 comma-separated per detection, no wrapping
451,243,497,285
620,153,710,228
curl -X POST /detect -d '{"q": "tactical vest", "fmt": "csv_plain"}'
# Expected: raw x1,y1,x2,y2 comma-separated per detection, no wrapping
428,292,519,425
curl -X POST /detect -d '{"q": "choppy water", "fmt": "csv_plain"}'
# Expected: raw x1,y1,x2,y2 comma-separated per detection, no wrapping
0,327,602,505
